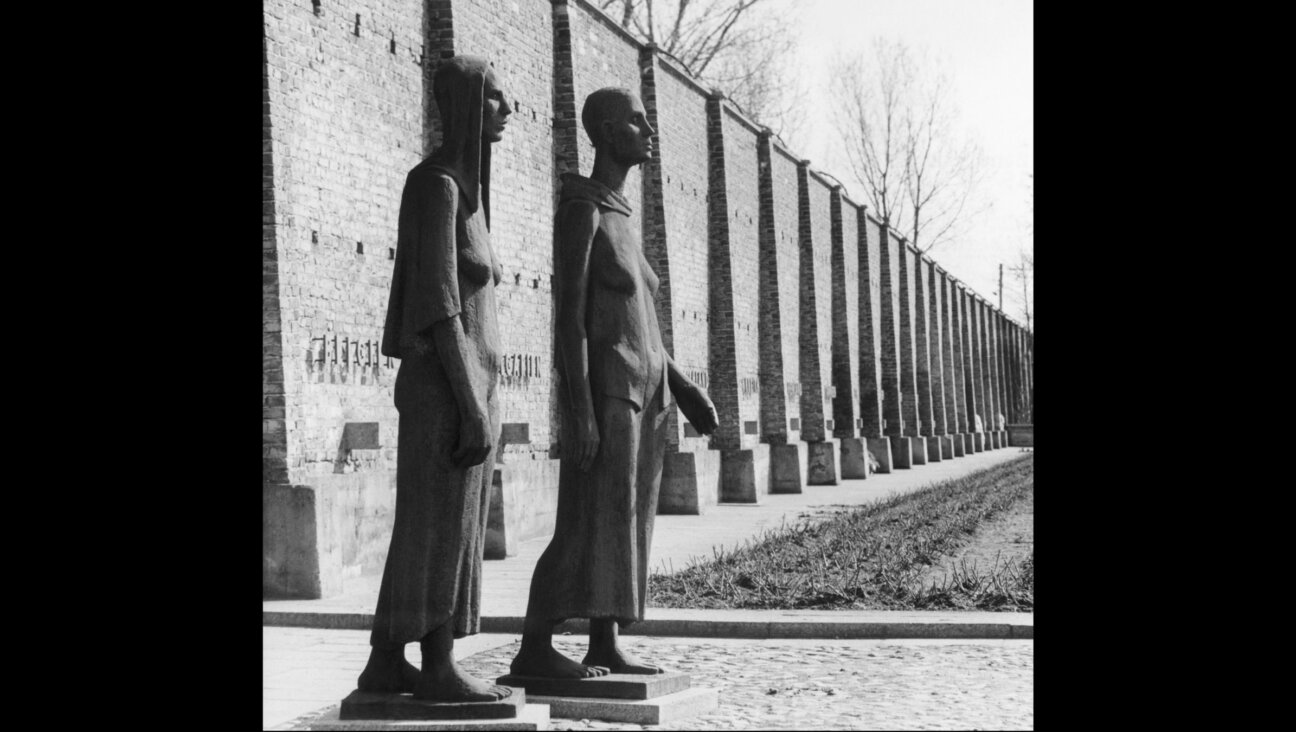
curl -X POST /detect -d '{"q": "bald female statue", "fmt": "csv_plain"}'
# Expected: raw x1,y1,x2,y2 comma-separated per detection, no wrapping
357,55,513,703
509,87,719,679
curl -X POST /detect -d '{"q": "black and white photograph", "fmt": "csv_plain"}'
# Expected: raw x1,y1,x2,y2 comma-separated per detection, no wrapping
262,1,1033,728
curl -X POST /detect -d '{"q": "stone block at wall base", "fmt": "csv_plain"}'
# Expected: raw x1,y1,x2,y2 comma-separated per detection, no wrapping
911,437,929,465
806,439,841,485
658,448,722,515
1007,424,1034,447
867,437,893,473
768,442,808,493
263,470,397,601
972,433,985,452
939,435,954,460
838,437,869,479
718,444,771,503
486,457,561,559
998,430,1010,448
986,432,999,449
952,433,967,457
889,436,913,469
925,436,944,462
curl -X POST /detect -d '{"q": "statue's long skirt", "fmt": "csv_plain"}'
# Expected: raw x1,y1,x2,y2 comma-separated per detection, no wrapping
525,379,669,626
369,353,498,646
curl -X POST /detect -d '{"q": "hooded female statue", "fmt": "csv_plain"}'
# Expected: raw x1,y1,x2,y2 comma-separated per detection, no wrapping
359,55,513,703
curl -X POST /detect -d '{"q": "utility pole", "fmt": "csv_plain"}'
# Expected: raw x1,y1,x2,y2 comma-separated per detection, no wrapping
998,263,1004,310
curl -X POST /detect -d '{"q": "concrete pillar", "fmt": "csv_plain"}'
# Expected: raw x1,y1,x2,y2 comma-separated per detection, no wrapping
878,223,912,468
976,297,996,450
704,93,770,504
937,268,963,457
914,254,941,462
857,212,892,472
959,285,984,452
929,263,953,460
828,187,868,478
897,242,926,465
945,273,967,457
795,161,841,485
757,131,808,492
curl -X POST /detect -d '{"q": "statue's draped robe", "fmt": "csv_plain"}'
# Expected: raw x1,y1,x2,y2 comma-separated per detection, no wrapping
525,174,671,626
371,160,503,645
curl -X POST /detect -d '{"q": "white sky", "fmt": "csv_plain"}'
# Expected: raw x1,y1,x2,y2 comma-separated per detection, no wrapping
775,0,1033,323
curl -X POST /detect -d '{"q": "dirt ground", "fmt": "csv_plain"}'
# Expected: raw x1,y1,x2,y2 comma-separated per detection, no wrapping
916,481,1034,587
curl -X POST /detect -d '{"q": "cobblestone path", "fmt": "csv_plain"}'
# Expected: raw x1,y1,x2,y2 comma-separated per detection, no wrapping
458,636,1033,730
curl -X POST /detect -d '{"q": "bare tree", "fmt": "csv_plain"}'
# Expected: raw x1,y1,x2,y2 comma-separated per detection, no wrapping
595,0,805,145
1008,249,1033,334
831,39,985,253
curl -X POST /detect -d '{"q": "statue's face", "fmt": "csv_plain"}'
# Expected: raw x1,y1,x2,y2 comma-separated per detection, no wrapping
601,94,655,166
482,69,511,144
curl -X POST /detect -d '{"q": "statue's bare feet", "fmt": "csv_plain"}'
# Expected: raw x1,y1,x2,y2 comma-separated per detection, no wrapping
414,660,513,702
510,645,610,679
582,646,665,675
357,650,421,693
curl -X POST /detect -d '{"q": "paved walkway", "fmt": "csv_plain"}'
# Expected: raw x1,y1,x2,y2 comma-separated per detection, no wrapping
264,447,1034,729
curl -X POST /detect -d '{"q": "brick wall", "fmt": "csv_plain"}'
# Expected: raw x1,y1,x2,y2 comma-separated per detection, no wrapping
647,55,713,450
762,141,804,443
796,168,836,443
858,214,885,437
264,0,426,485
830,191,861,439
914,255,935,437
707,100,764,452
452,0,558,458
898,242,920,438
878,224,903,437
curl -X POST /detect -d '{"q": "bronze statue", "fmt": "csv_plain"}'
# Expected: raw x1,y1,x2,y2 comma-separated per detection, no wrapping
509,87,719,679
357,55,513,703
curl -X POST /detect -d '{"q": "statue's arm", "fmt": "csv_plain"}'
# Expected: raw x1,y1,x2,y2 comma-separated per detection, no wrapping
420,174,493,469
666,354,719,436
555,201,601,471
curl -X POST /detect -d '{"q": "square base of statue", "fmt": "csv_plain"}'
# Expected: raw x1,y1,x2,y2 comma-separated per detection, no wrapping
971,433,985,452
838,437,868,478
889,436,913,469
768,442,807,493
494,672,691,701
529,686,718,724
658,448,722,515
339,689,526,721
866,437,893,473
910,436,929,465
925,436,944,462
952,433,966,457
302,703,549,730
718,444,771,502
938,435,954,460
806,439,841,485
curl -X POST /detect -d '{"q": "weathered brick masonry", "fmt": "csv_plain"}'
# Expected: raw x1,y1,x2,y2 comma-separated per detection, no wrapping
263,0,1032,598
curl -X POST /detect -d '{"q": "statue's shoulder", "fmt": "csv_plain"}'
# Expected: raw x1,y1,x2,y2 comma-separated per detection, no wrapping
559,173,632,217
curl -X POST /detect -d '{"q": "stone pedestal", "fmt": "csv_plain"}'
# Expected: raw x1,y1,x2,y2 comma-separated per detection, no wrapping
658,448,722,515
938,435,954,460
306,689,549,730
998,430,1010,448
495,673,715,725
769,442,808,493
925,436,943,463
889,436,913,469
806,439,841,485
911,437,929,465
838,437,869,479
1007,424,1034,447
866,437,893,473
486,459,562,560
952,434,966,457
718,445,771,503
971,433,985,452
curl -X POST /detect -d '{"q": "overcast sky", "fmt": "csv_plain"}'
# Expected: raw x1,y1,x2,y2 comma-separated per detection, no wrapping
779,0,1033,325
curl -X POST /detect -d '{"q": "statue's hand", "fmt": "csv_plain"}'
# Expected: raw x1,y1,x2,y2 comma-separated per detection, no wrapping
569,413,600,472
677,384,719,436
452,404,493,469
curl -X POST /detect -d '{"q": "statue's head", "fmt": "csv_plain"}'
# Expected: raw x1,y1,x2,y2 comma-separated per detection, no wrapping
430,56,511,220
581,87,655,166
